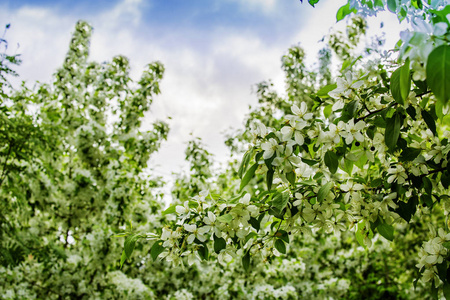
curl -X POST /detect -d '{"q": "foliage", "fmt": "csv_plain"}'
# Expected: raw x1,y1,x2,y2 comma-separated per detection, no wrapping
1,0,450,299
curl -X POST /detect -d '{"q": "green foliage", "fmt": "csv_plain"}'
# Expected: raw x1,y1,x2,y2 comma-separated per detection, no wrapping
3,0,450,298
426,45,450,105
337,3,357,21
384,109,402,150
390,58,411,105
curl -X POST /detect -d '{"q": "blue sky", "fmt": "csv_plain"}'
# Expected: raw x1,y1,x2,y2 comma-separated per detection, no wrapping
0,0,405,184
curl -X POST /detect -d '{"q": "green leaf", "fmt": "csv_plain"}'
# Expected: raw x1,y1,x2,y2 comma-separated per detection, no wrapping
286,171,296,186
217,213,233,223
302,158,319,166
150,240,165,261
114,232,130,238
427,45,450,105
227,192,245,204
395,195,418,223
266,168,274,191
317,181,332,202
336,3,356,22
308,0,319,7
443,281,450,300
240,162,258,191
324,150,338,174
421,193,433,208
377,222,394,241
341,158,354,175
437,262,447,283
399,147,421,162
249,217,260,231
406,105,416,120
242,250,250,272
370,178,383,187
323,104,332,118
274,239,286,254
443,242,450,249
124,233,141,259
411,0,422,9
385,111,401,150
355,229,365,248
245,232,258,244
317,84,337,97
387,0,397,12
276,230,290,243
390,59,410,105
197,245,209,260
162,205,176,215
431,280,439,299
238,148,253,179
340,100,358,122
213,235,227,254
120,250,127,268
435,99,447,121
430,5,450,25
271,190,290,212
421,109,437,136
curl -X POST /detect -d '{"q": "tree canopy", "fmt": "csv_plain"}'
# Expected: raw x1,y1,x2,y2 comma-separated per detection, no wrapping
1,0,450,299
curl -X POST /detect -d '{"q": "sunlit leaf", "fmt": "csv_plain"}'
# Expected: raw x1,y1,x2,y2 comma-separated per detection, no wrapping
427,45,450,105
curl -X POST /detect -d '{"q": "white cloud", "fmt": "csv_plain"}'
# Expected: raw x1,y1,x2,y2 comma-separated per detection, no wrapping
0,5,76,86
1,0,288,179
95,0,147,29
225,0,277,14
0,0,409,195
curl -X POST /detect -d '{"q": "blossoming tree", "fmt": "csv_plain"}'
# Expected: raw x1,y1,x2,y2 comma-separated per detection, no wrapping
1,0,450,299
118,0,450,298
0,21,170,298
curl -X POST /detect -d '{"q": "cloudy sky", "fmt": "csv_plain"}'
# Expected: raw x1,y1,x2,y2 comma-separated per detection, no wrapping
0,0,405,183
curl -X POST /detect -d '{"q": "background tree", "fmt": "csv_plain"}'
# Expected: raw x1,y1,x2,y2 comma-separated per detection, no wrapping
0,21,169,299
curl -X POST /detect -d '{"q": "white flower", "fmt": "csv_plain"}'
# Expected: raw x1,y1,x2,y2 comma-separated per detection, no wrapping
302,203,322,222
327,121,347,144
295,162,312,179
239,193,251,205
433,228,450,244
332,99,345,111
218,245,237,265
290,102,313,120
250,120,267,138
340,181,364,202
329,71,364,99
161,227,181,248
261,138,279,159
293,192,305,206
423,240,445,264
272,143,302,173
280,121,306,145
342,120,365,144
181,250,200,266
422,268,438,284
230,205,251,228
203,211,222,237
175,201,191,224
184,224,208,244
387,165,408,184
